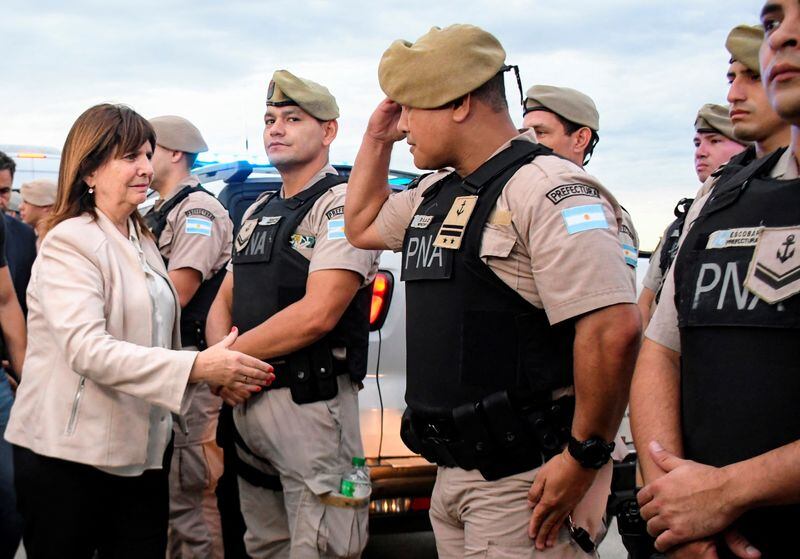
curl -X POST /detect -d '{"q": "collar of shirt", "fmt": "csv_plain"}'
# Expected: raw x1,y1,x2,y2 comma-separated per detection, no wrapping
771,148,800,180
485,129,538,161
279,163,338,199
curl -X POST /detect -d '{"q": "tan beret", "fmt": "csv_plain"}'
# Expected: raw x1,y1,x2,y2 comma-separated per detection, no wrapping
20,179,57,207
149,115,208,154
267,70,339,121
524,85,600,131
695,103,744,143
726,24,764,74
378,24,506,108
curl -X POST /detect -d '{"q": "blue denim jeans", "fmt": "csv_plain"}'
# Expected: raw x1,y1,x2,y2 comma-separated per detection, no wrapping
0,373,22,558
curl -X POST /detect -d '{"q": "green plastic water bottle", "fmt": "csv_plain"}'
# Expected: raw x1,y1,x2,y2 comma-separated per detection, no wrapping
340,456,371,498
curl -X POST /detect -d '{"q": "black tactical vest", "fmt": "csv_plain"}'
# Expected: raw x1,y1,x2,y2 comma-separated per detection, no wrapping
656,147,761,301
402,141,575,418
673,147,799,556
144,184,227,349
230,174,370,391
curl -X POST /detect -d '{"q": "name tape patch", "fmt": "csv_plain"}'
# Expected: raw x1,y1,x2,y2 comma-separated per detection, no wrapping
546,184,600,205
185,208,215,221
185,217,212,236
707,227,763,249
328,219,346,240
259,216,282,226
561,204,609,235
325,206,344,220
410,215,434,229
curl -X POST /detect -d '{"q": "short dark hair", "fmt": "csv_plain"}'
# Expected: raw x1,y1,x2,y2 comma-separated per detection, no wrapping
184,152,199,170
554,113,600,165
470,72,508,113
0,151,15,179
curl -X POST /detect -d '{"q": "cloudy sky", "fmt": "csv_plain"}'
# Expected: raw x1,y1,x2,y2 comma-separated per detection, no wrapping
1,0,766,248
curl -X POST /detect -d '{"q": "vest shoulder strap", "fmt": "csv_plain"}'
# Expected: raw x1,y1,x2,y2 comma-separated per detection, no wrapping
699,147,787,221
710,144,757,180
406,172,435,190
284,173,347,209
463,140,552,192
146,184,215,239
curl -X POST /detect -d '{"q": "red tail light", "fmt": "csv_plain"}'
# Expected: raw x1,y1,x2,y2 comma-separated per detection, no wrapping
369,271,394,331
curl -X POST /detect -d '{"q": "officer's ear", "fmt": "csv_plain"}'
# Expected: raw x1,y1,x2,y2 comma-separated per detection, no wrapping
451,93,472,124
573,127,593,155
321,119,338,147
171,150,183,165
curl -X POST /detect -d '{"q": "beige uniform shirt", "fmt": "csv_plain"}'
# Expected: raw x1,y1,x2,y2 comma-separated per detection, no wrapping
642,236,665,292
619,208,640,281
235,165,380,285
375,130,636,325
151,176,233,279
646,148,800,351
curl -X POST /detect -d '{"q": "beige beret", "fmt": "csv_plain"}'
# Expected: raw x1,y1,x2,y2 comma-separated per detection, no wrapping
726,24,764,74
524,85,600,131
695,103,744,143
20,179,57,207
267,70,339,121
378,24,506,108
149,115,208,154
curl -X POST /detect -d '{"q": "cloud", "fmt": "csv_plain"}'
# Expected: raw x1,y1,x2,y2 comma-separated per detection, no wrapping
0,0,767,248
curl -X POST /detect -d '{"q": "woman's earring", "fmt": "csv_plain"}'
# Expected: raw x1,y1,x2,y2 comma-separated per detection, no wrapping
88,185,94,194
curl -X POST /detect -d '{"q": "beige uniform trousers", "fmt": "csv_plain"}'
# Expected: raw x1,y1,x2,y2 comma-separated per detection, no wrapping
430,461,612,558
168,382,224,559
234,376,368,559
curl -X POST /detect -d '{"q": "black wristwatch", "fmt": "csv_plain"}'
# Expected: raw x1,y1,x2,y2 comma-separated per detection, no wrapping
567,436,615,469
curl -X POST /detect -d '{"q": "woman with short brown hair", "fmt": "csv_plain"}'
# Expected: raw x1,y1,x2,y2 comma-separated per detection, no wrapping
5,104,273,558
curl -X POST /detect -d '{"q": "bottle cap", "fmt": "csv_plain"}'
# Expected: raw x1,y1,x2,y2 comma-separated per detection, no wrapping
352,456,366,467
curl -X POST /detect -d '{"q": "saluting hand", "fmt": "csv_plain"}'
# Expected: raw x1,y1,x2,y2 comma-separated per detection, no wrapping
364,98,406,145
190,327,274,396
526,449,597,550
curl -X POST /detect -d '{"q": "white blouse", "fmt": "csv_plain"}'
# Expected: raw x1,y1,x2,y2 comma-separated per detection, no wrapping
98,220,176,476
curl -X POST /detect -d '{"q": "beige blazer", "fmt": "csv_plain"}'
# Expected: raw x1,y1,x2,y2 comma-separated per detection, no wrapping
5,210,198,467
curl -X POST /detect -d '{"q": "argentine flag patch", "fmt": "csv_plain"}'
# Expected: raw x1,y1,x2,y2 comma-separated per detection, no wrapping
561,204,609,235
185,217,212,236
622,244,639,267
327,219,346,240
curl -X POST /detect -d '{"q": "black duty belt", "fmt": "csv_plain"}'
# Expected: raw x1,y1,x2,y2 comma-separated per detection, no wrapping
401,391,574,481
262,358,349,391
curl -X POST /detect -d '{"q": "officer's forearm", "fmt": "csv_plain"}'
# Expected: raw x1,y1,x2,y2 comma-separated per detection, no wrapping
571,303,641,443
232,303,331,360
344,136,393,249
630,339,683,484
637,287,656,333
0,268,26,375
725,439,800,512
232,270,361,360
206,274,233,346
168,268,202,308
